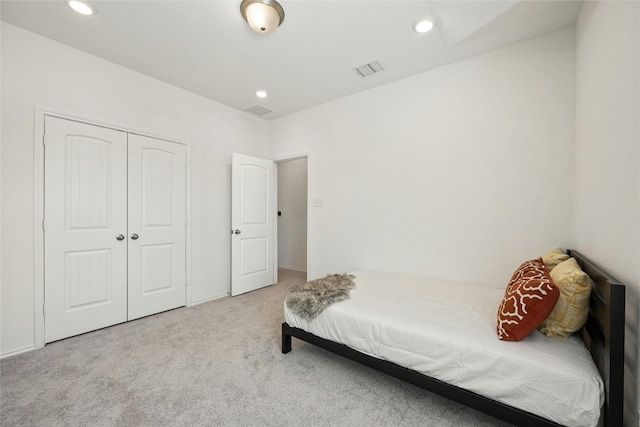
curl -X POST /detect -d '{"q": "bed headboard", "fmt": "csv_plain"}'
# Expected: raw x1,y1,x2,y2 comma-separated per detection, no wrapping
568,250,625,427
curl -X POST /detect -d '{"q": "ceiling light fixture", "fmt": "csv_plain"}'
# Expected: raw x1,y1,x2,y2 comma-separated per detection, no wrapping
240,0,285,34
256,90,268,98
66,0,97,16
413,17,436,33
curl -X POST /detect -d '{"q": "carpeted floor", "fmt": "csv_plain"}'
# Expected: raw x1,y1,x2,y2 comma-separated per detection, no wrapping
1,269,512,427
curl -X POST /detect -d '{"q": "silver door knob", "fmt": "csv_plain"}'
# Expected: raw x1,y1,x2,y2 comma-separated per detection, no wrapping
116,234,125,241
234,230,241,234
130,233,139,240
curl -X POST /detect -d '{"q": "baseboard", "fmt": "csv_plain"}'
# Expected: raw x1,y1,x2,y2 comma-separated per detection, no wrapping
1,344,36,360
278,265,307,273
189,292,230,306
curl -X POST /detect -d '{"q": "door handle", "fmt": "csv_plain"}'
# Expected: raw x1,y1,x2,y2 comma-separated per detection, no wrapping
234,230,241,235
130,233,139,240
116,234,125,241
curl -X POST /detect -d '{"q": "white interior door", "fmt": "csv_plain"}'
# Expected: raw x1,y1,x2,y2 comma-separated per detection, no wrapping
44,117,128,343
127,134,186,320
231,153,276,296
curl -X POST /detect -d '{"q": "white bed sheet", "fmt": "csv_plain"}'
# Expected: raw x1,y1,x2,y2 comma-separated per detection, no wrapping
284,270,604,427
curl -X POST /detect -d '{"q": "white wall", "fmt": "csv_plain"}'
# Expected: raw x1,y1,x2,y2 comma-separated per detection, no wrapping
0,23,269,357
574,2,640,426
277,158,307,272
270,28,576,288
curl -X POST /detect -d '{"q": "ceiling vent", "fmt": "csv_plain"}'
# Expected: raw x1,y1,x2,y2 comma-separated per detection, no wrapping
244,104,273,117
353,60,385,79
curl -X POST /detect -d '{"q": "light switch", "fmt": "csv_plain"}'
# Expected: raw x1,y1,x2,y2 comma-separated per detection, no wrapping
313,198,324,207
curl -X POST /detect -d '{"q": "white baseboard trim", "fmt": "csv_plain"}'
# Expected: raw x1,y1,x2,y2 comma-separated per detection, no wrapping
1,345,36,360
189,292,230,306
278,265,307,273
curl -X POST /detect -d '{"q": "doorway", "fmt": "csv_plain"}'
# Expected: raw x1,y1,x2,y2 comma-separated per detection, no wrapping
276,157,308,275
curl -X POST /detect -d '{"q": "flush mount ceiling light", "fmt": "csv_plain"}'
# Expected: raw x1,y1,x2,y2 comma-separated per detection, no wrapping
66,0,97,16
256,90,268,98
413,17,436,33
240,0,285,34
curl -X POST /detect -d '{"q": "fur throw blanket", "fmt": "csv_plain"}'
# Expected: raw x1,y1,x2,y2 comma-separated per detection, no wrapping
285,274,356,321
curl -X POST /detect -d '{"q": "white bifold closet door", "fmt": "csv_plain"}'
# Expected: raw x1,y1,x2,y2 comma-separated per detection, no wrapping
44,117,186,343
44,118,128,342
127,134,186,321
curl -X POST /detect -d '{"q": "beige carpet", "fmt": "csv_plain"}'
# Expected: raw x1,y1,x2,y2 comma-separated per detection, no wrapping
1,269,512,427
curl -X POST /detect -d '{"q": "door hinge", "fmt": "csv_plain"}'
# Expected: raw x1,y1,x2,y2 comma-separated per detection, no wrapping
42,219,46,231
43,304,46,316
42,134,46,146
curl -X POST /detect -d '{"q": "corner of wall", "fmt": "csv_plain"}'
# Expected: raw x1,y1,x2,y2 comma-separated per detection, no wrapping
574,2,640,426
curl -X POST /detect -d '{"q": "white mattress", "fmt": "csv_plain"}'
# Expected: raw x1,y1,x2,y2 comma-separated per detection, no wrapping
284,270,604,427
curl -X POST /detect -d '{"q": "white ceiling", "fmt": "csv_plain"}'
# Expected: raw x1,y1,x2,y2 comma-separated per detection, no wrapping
1,0,582,120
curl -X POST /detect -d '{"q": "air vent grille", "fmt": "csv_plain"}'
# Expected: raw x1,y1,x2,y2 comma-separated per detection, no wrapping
353,60,385,79
244,104,273,116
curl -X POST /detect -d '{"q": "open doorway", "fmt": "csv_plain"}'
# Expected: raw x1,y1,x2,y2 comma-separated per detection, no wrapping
276,157,308,276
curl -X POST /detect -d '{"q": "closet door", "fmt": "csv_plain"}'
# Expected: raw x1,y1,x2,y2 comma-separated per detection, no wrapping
44,117,128,343
127,134,186,320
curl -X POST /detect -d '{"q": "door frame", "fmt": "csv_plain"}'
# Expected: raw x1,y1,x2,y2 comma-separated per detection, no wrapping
33,106,192,349
273,152,309,283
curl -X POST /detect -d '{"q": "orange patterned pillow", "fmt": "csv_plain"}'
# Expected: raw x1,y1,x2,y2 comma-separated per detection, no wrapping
497,258,560,341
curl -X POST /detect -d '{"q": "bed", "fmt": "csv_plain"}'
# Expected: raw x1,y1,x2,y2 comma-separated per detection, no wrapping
281,250,625,427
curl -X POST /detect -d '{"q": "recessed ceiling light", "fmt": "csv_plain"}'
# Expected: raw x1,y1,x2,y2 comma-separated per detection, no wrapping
66,0,97,16
413,17,435,33
256,90,268,98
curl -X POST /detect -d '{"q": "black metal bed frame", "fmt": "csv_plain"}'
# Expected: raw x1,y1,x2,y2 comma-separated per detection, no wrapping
282,250,625,427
